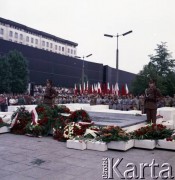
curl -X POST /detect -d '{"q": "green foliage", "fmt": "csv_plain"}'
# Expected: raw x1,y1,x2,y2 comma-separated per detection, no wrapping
25,123,45,137
0,50,28,94
11,107,32,135
100,126,130,142
132,42,175,96
131,124,174,140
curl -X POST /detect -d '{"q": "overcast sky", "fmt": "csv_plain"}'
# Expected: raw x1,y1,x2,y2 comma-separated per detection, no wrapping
0,0,175,74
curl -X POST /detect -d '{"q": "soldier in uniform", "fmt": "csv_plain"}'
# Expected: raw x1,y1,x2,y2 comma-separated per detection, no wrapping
43,79,57,107
144,79,161,124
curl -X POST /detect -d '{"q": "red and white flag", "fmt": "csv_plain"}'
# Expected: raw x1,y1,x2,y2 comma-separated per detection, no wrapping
98,82,101,94
115,83,119,96
79,84,82,94
92,84,94,93
10,113,18,128
125,84,129,94
86,81,89,92
31,108,38,125
107,82,110,93
74,84,77,94
83,82,86,92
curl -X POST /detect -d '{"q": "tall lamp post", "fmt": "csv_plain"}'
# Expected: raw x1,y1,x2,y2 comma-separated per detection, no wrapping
104,30,132,84
75,54,92,89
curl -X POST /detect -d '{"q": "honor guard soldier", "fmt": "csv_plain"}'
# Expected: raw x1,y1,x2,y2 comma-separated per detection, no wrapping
144,79,162,124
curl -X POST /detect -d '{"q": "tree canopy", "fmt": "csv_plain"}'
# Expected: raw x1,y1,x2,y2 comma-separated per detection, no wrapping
0,50,29,94
132,42,175,96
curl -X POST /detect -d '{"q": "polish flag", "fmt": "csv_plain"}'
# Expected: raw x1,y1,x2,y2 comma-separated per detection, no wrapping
107,82,110,93
79,84,82,94
92,84,94,93
74,84,77,95
86,81,89,92
125,84,129,95
98,82,101,94
83,82,86,92
115,83,119,96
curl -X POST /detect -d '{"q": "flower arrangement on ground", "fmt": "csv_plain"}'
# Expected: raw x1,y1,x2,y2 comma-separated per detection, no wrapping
25,123,45,137
55,105,70,114
69,109,92,123
11,107,32,135
99,126,130,143
166,133,175,141
63,122,85,140
131,124,174,140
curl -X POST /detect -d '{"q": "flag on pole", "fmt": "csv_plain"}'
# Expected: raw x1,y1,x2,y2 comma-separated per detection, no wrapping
115,83,119,96
98,82,101,94
83,82,86,92
92,84,94,93
125,84,129,94
79,84,82,94
86,81,89,92
74,84,77,94
107,82,110,93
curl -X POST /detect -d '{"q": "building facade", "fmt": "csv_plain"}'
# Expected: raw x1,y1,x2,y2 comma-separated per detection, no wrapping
0,17,136,89
0,17,78,57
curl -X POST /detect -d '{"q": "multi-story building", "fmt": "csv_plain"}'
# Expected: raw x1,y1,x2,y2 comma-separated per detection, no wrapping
0,17,78,57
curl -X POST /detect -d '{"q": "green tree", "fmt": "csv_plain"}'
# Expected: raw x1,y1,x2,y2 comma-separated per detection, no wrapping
132,42,175,96
0,55,11,93
0,50,29,94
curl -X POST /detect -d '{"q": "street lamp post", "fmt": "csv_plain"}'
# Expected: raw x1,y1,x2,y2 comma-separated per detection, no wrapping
104,30,132,84
75,54,92,90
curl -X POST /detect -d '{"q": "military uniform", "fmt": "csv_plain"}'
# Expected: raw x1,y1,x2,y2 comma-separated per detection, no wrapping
43,86,57,107
144,87,161,124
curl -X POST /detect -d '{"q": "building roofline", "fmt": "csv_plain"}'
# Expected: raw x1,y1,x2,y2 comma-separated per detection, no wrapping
0,17,78,47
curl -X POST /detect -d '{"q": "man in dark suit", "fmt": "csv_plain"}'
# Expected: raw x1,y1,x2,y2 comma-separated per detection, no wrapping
144,79,161,124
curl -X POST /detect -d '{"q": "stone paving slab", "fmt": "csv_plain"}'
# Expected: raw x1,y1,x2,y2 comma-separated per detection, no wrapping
0,134,175,180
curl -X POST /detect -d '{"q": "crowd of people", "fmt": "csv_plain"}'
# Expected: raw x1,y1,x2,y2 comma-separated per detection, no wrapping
0,84,175,112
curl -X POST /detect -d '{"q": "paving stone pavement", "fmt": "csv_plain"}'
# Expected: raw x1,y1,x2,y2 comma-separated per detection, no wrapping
0,134,175,180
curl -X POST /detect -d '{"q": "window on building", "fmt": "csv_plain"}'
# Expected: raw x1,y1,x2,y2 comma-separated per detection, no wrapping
55,45,57,50
9,31,13,37
42,41,45,46
59,46,61,51
26,36,29,42
71,49,73,54
15,32,18,39
20,34,23,40
74,50,76,55
31,38,34,43
62,47,64,52
50,43,52,48
68,48,70,53
35,39,38,44
0,28,4,35
47,42,49,47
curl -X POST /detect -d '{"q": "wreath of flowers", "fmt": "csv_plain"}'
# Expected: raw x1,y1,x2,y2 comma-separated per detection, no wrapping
69,109,92,123
100,126,130,142
11,107,32,135
63,122,85,140
131,124,174,140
